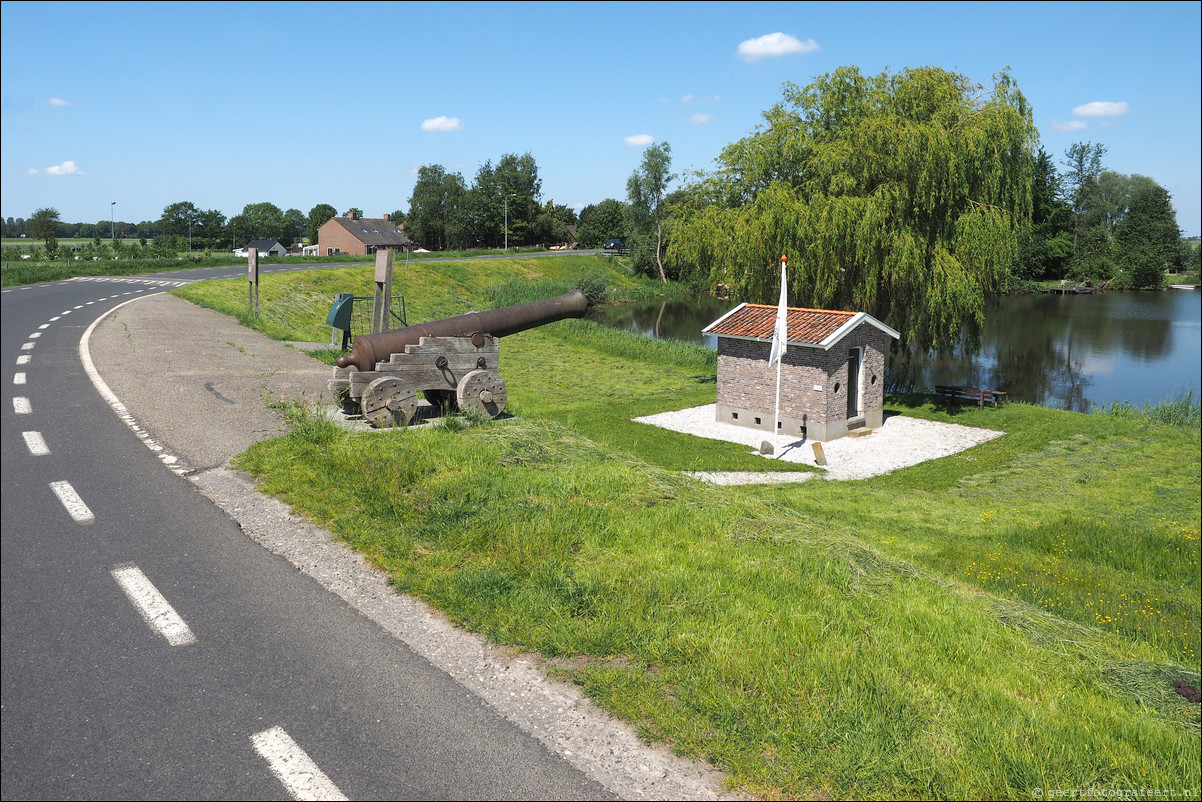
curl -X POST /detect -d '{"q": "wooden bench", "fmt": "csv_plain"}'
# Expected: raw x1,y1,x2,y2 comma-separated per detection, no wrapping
934,384,1007,408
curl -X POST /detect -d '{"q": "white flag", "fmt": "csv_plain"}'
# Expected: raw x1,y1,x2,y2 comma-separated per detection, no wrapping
768,257,788,367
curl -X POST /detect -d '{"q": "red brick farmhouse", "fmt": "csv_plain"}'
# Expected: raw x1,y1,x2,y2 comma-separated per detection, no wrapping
703,304,900,442
317,212,410,256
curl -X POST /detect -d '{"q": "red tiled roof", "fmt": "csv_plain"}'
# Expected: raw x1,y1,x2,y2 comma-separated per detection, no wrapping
704,303,860,345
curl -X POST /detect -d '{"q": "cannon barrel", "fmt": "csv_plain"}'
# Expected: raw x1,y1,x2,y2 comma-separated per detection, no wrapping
336,289,589,371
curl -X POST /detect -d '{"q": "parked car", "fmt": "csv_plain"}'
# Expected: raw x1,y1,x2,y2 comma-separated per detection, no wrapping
232,247,248,257
603,238,624,251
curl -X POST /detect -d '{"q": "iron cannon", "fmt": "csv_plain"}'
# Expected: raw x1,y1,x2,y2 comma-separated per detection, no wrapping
329,289,588,427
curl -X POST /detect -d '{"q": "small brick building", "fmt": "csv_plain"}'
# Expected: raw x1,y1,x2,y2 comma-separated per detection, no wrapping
702,303,899,442
317,212,410,256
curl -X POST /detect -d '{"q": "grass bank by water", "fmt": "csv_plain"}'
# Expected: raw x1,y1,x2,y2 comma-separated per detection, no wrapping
174,256,1200,799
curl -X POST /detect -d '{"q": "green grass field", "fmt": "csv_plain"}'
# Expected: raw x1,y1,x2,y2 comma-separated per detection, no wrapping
173,256,1200,799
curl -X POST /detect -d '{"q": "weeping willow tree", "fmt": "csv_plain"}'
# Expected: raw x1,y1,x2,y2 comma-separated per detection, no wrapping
669,66,1037,352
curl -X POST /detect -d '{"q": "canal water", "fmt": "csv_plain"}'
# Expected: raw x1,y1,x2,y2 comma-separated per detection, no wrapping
586,290,1201,412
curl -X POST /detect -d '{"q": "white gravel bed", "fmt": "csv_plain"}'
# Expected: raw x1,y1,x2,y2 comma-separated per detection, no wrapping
633,404,1003,482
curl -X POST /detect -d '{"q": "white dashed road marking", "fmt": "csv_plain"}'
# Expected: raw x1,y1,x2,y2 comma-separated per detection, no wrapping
14,372,26,384
22,431,49,455
49,480,94,523
110,564,197,646
251,727,348,801
14,397,31,414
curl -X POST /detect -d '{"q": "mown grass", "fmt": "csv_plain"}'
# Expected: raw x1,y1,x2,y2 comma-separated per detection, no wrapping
175,257,1200,799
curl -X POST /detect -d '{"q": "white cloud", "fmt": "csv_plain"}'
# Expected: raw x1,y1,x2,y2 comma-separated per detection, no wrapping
690,113,714,124
1050,119,1088,132
624,134,655,146
46,97,69,106
43,160,84,175
420,116,461,132
25,168,39,175
737,32,819,61
1073,101,1129,118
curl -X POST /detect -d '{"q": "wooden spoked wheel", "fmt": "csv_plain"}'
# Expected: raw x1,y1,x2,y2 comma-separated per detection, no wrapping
455,370,507,419
362,377,418,428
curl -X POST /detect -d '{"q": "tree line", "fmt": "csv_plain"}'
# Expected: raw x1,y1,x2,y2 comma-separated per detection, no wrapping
8,64,1195,353
7,144,674,275
3,202,400,255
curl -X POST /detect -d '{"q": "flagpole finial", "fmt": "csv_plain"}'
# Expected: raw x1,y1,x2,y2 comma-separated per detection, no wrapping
781,255,787,263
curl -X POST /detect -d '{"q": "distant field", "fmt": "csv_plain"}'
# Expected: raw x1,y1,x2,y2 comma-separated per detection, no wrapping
3,237,95,249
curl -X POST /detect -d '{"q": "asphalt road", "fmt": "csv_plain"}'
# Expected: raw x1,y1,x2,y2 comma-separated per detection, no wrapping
1,272,614,800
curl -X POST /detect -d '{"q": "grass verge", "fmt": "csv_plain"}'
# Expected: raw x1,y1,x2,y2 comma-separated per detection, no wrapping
176,257,1200,798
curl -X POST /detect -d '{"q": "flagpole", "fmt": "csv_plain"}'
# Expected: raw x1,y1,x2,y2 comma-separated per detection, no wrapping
773,255,787,458
774,347,782,456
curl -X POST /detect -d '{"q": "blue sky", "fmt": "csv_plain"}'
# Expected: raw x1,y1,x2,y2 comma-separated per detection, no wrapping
2,1,1200,235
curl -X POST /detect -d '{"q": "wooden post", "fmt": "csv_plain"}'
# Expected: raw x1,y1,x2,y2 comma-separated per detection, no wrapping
372,249,395,334
248,247,259,317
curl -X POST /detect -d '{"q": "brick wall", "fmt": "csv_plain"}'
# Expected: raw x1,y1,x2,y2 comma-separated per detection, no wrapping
714,323,891,440
317,220,366,256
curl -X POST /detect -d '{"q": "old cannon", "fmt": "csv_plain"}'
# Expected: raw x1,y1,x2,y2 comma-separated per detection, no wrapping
329,289,588,428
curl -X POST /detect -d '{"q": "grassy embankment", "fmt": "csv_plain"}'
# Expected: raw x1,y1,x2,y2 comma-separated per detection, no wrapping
0,241,555,288
173,255,1200,800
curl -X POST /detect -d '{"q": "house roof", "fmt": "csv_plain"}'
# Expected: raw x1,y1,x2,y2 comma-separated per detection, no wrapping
246,239,284,251
327,217,410,247
703,303,900,350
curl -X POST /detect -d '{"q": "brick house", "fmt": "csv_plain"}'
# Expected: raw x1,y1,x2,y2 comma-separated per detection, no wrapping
702,303,900,442
317,212,410,256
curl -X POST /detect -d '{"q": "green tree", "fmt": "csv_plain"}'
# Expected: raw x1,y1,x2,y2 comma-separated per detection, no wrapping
28,207,61,250
159,201,200,238
669,66,1036,351
195,209,227,250
1063,142,1106,251
466,152,542,248
282,208,306,247
388,209,406,228
307,203,338,246
625,142,675,283
406,165,468,250
343,207,364,218
533,200,578,245
229,202,286,245
1115,178,1180,289
1013,147,1073,281
577,199,627,248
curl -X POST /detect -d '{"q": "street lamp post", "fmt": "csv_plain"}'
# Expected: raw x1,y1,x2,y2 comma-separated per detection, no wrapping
503,193,516,251
110,201,116,241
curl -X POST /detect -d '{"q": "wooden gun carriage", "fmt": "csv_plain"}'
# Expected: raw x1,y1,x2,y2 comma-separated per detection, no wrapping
329,290,588,428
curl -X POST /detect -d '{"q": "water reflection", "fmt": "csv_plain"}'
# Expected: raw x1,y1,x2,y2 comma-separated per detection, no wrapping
587,291,1200,412
891,291,1199,411
585,297,731,348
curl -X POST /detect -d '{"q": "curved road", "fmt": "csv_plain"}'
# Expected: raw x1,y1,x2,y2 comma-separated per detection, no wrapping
1,266,612,800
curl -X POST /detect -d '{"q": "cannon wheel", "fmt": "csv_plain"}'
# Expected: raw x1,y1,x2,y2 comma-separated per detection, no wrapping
362,377,417,428
455,370,507,419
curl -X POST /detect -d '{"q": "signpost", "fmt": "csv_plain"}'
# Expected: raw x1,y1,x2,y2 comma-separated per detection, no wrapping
248,247,259,318
371,249,394,335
